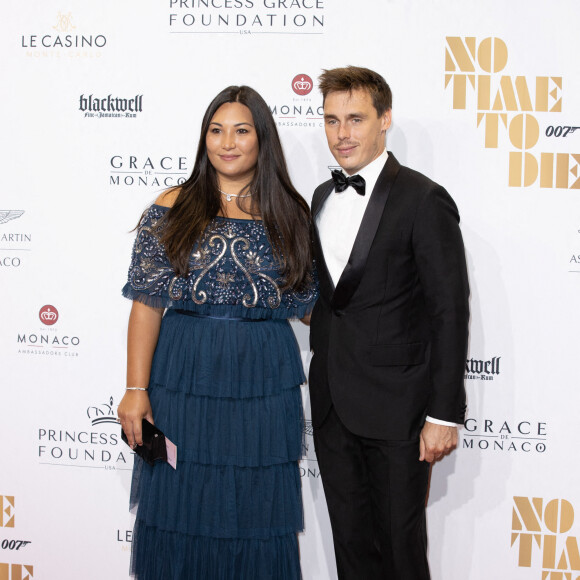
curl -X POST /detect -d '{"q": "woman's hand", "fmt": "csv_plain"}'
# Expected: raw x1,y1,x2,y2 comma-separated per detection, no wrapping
118,390,154,448
120,300,164,448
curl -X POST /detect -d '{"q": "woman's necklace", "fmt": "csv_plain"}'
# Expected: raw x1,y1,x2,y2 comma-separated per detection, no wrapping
219,189,253,202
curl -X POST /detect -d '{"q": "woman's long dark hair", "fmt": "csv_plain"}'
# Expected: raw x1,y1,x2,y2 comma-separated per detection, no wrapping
159,85,312,291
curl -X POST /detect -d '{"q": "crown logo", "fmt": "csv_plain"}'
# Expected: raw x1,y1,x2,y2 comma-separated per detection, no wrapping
87,396,117,426
294,77,311,91
53,12,76,33
39,305,59,326
292,74,314,96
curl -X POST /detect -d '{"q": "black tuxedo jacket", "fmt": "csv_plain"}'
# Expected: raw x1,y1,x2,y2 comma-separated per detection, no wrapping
309,153,470,440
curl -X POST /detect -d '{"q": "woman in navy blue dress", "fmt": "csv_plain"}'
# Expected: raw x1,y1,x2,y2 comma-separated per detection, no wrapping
117,86,317,579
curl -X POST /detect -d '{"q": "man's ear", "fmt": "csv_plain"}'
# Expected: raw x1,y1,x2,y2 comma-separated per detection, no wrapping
381,109,392,132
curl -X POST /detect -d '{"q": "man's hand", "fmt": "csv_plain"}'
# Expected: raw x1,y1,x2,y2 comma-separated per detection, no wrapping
419,422,458,462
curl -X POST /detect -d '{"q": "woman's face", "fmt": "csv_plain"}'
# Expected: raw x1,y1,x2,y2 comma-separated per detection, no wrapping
206,102,259,186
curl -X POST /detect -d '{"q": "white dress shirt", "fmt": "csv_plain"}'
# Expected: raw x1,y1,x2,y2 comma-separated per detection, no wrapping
316,149,456,428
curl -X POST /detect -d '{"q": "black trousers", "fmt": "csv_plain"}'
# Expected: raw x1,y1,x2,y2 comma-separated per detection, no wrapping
313,406,431,580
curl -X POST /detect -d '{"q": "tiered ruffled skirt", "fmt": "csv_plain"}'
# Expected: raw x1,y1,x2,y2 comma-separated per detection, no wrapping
129,309,305,579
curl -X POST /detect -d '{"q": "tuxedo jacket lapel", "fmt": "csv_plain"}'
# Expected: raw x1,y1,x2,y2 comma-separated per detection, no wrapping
312,180,336,296
312,180,334,220
331,154,401,310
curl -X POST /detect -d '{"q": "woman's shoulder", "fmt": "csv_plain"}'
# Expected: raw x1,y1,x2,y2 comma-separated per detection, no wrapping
154,187,181,208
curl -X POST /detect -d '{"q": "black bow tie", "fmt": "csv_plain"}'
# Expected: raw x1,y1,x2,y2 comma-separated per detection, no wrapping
331,170,366,196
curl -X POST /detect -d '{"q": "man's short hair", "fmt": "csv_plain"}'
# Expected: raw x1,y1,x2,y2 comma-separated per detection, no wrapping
318,66,392,117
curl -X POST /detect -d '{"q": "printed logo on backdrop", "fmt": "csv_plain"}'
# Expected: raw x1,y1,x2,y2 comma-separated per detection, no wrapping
445,36,579,189
168,0,325,35
116,527,133,553
292,74,313,96
17,305,80,357
0,211,31,269
269,73,323,130
511,496,580,578
0,497,32,559
20,13,107,58
0,497,15,529
462,417,547,453
88,397,118,427
38,396,130,470
80,95,143,119
109,154,192,188
300,418,321,479
38,305,58,326
0,564,34,580
569,227,580,275
465,355,501,381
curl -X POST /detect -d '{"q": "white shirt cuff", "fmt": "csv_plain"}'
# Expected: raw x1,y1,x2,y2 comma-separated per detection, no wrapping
425,416,458,427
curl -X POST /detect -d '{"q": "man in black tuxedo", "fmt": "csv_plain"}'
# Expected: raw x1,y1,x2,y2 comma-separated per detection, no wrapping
308,66,470,579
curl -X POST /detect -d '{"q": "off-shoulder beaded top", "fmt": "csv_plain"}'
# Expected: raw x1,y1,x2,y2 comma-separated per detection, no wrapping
122,204,317,319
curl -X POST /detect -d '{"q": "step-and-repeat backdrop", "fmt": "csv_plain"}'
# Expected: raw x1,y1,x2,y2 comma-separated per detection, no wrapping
2,1,579,578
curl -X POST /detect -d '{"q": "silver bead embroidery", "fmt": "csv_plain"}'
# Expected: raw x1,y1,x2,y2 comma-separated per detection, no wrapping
127,207,317,310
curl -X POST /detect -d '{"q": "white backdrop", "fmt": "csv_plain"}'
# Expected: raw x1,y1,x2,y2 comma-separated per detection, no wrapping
2,1,580,578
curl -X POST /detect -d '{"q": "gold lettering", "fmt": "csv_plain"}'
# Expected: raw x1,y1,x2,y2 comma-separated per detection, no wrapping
545,500,574,534
477,37,508,73
444,37,477,110
539,154,580,189
445,37,567,189
568,155,580,189
0,566,34,580
556,536,580,571
509,152,538,187
556,154,570,189
511,532,542,567
536,77,563,112
0,496,15,528
536,77,550,111
541,153,555,188
17,565,33,580
544,535,558,569
513,496,544,531
477,75,491,110
509,114,540,150
477,112,507,148
445,74,476,110
551,77,563,112
515,77,534,110
492,76,533,111
445,37,476,72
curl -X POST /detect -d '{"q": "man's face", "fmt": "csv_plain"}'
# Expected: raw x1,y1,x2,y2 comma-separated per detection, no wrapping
323,88,391,175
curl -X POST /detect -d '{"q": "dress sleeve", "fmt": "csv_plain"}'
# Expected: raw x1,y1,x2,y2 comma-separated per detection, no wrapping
279,260,319,319
121,205,176,309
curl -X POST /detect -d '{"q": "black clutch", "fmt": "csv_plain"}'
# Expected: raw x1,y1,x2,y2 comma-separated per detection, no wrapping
121,419,168,466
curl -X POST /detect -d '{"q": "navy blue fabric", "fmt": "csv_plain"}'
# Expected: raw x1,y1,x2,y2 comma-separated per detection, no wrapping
123,205,317,579
122,205,317,320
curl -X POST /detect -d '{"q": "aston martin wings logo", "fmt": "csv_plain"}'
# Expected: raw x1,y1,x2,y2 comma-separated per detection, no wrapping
0,210,25,225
